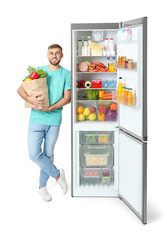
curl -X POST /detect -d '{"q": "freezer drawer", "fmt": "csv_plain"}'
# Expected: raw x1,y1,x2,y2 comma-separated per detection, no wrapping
80,145,114,167
80,131,114,145
80,168,114,186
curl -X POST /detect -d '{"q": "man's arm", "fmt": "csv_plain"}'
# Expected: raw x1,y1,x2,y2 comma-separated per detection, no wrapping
49,90,71,111
17,85,44,106
33,90,71,112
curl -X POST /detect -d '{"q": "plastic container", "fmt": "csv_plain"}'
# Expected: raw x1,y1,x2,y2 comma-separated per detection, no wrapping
79,131,114,145
104,38,109,51
92,80,102,88
80,145,114,167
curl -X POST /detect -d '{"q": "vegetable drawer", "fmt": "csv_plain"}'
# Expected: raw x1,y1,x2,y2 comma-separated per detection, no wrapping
80,145,114,167
80,131,114,145
80,168,114,186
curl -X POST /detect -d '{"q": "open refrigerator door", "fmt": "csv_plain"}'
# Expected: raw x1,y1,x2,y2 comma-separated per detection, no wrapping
117,17,147,224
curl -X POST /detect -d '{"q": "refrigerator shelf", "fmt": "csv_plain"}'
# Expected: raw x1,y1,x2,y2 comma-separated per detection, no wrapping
77,88,117,90
76,55,117,58
76,72,117,74
76,100,117,102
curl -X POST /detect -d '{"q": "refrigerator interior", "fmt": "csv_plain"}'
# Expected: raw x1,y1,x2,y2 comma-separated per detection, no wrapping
72,29,118,125
72,29,119,196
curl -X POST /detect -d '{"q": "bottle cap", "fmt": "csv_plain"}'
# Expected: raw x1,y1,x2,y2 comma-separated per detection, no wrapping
78,40,82,41
107,57,110,59
110,38,113,40
105,38,108,40
84,40,88,41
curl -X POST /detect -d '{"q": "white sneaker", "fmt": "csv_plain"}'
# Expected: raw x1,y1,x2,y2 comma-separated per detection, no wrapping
57,169,68,194
39,187,52,202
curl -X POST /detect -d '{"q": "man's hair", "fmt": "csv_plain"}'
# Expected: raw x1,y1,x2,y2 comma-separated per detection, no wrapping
48,44,63,52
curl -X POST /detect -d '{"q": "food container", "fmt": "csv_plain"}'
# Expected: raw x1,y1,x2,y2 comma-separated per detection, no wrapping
80,145,114,167
128,61,135,69
80,167,114,186
92,80,102,88
80,131,114,145
98,133,109,143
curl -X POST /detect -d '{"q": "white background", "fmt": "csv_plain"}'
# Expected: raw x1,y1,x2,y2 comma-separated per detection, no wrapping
0,0,167,239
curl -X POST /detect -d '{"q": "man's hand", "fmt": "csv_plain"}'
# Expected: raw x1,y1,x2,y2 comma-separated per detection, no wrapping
28,94,44,107
32,106,50,112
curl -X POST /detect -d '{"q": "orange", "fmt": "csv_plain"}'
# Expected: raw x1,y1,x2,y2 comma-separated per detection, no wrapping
77,106,84,114
110,103,117,110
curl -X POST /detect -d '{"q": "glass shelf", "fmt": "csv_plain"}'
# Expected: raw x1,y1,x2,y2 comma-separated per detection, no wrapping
76,55,117,58
76,72,117,74
77,88,117,90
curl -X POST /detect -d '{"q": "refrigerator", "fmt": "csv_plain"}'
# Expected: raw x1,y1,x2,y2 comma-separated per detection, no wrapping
71,17,147,224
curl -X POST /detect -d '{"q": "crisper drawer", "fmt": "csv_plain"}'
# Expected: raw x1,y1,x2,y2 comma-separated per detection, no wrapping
80,168,114,186
80,145,114,167
80,131,114,145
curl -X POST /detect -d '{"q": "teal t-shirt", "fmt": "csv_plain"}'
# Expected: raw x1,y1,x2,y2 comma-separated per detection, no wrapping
29,66,71,125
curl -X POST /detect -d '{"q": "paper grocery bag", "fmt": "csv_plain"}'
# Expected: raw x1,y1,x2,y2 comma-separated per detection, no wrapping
22,77,50,108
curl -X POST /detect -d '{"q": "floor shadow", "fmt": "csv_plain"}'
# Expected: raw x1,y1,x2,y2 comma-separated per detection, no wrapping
147,201,163,224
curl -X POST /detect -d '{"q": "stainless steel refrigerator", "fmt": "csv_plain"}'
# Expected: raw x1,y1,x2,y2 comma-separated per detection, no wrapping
71,17,147,224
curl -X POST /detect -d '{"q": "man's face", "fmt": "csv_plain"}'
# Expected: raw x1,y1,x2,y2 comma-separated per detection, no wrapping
47,48,63,66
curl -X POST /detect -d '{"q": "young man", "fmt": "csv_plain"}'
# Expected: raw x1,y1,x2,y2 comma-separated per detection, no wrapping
17,44,71,201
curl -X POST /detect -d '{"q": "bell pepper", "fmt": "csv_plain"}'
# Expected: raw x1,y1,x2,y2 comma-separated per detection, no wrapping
30,71,39,80
98,113,105,121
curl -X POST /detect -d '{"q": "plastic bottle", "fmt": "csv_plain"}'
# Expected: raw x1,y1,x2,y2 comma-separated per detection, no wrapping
104,38,109,51
87,36,91,56
121,87,125,104
109,38,115,55
124,28,129,41
84,40,88,56
78,40,82,56
128,88,133,106
112,57,116,67
82,45,85,56
121,28,125,41
133,90,136,105
124,88,129,105
117,77,123,103
106,57,111,68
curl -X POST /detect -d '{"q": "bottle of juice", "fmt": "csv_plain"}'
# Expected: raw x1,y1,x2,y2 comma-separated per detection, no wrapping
128,88,133,106
133,89,136,105
124,88,129,105
121,87,125,104
117,81,123,103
